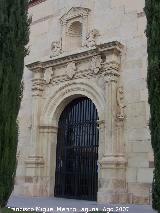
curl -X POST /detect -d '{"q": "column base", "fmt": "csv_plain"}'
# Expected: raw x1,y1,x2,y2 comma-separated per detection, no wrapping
21,176,52,197
98,191,132,204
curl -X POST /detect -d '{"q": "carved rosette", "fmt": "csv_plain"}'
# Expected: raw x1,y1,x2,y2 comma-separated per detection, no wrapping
66,61,77,79
44,67,54,84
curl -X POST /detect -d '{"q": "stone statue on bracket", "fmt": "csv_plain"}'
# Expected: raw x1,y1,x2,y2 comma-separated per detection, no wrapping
66,61,77,79
85,29,100,48
44,67,54,84
91,55,102,74
50,40,62,58
116,86,126,120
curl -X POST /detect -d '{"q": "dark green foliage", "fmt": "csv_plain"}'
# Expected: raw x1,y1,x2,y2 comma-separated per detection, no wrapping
0,0,30,208
145,0,160,211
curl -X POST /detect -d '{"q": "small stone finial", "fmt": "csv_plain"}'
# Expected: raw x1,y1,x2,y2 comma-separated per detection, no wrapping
85,29,100,48
91,55,102,74
66,61,77,79
44,67,54,84
50,41,62,58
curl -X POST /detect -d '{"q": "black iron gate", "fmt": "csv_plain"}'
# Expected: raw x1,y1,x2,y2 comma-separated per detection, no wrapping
54,97,99,201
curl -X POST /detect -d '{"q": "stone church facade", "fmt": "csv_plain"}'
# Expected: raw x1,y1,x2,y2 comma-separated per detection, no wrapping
14,0,153,204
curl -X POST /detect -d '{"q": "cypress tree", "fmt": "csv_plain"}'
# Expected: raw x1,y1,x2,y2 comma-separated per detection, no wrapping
145,0,160,211
0,0,30,208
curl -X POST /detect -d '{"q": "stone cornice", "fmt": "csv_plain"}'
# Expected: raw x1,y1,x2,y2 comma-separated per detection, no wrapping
26,41,124,71
60,7,91,25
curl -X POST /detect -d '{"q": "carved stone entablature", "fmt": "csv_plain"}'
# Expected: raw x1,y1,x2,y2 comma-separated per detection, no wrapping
25,156,45,168
85,29,100,48
26,61,43,73
60,7,91,25
116,86,126,121
44,67,54,84
66,61,77,79
27,41,124,86
50,41,62,58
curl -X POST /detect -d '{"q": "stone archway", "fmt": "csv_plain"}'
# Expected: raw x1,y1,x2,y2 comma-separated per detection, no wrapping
25,41,129,203
54,97,99,200
39,80,105,197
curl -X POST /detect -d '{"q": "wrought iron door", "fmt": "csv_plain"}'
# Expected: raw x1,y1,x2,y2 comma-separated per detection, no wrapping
54,97,99,201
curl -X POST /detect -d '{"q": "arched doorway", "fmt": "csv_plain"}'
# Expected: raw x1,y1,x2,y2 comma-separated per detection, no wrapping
54,97,99,201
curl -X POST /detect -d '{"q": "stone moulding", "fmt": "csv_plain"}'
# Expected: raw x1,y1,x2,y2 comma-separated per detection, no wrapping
26,41,124,71
60,7,91,25
25,156,45,168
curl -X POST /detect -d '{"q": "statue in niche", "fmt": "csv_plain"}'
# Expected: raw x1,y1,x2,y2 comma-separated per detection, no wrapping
44,67,53,84
85,29,99,48
116,86,126,120
91,55,102,74
50,41,62,58
66,61,77,79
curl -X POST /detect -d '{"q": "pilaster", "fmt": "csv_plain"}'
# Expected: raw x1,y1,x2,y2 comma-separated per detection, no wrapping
98,50,130,204
24,62,45,196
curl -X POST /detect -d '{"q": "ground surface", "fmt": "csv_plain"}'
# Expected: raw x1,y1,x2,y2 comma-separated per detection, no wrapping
8,196,156,213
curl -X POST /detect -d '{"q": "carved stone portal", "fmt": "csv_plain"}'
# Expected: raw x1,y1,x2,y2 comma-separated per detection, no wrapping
25,41,130,204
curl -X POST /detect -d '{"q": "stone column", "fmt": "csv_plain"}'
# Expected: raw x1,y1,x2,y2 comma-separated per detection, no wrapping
24,62,45,196
98,59,130,204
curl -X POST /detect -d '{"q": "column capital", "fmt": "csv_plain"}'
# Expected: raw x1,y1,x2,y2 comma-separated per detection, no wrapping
26,61,45,97
104,70,120,84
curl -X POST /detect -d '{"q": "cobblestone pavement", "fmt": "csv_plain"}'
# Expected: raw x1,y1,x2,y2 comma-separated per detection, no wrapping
8,196,157,213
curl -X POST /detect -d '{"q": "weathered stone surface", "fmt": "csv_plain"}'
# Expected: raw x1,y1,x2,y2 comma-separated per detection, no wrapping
14,0,153,205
